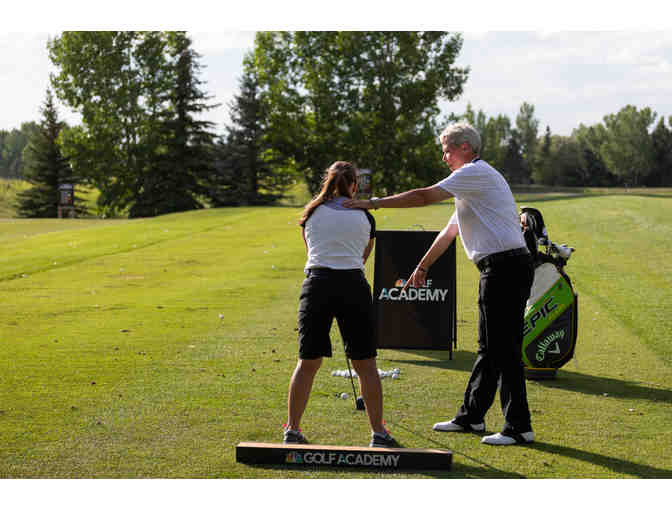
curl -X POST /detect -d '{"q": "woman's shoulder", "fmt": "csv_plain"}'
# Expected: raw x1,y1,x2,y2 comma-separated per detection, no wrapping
323,197,350,211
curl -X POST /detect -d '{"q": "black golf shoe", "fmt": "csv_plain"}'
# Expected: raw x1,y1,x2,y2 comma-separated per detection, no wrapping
369,431,398,448
283,427,308,444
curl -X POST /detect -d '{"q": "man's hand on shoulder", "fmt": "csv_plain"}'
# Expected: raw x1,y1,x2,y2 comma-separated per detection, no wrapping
343,198,374,209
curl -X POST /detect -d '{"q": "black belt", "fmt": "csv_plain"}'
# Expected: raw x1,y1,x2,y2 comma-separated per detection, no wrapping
306,267,363,277
476,247,530,272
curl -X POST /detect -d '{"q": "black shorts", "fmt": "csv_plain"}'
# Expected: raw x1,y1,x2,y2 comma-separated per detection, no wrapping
297,268,377,360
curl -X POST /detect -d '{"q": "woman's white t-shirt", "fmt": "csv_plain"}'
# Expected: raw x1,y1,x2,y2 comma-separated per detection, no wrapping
303,197,376,272
437,159,526,264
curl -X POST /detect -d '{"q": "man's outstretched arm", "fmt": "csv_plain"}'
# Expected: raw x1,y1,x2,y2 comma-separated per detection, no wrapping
343,185,453,210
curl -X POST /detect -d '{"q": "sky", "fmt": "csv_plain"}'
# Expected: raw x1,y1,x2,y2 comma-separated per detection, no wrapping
2,2,672,139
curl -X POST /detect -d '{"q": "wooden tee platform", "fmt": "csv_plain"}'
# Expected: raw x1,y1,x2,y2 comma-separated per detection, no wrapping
236,442,452,471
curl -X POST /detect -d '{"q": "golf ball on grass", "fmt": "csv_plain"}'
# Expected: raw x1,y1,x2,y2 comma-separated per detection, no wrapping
340,393,349,399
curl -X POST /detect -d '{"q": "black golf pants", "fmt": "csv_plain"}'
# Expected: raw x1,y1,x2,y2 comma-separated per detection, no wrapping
454,253,534,435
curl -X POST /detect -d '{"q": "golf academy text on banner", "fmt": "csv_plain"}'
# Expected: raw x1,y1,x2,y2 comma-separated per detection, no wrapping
377,278,450,302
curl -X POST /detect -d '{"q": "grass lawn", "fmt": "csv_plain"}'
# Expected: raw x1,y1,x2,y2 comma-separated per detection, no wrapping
0,179,30,218
1,190,671,486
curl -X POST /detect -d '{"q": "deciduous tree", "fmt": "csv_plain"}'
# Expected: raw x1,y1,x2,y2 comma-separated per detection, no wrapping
250,31,468,195
599,105,657,187
49,31,217,217
0,123,38,179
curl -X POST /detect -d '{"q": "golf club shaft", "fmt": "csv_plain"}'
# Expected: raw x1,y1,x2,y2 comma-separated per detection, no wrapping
345,355,359,409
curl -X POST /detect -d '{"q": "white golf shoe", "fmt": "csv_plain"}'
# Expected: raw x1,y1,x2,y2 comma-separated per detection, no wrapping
481,431,534,445
432,419,485,432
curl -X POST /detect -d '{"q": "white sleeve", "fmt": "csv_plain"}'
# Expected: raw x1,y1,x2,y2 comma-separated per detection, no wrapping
448,211,458,226
437,164,493,198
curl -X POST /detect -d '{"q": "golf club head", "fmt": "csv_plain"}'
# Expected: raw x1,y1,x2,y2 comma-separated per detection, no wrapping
356,396,366,411
551,241,574,260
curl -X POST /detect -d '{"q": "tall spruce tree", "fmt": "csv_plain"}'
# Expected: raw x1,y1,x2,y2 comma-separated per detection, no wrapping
16,89,81,217
647,116,672,186
501,131,529,184
532,125,552,184
515,102,539,177
130,32,218,217
208,133,246,206
209,67,290,206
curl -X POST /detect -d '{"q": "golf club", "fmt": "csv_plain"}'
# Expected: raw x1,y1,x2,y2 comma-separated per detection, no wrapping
344,355,366,411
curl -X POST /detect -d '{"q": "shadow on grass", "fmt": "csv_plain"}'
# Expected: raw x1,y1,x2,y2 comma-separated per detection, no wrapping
387,421,525,479
385,350,672,405
514,186,672,196
528,441,672,478
242,433,672,479
533,371,672,404
620,192,672,199
250,460,521,479
513,192,672,206
383,349,476,373
515,193,594,204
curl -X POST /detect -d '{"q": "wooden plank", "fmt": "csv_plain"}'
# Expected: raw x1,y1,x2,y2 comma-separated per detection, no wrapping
236,442,452,471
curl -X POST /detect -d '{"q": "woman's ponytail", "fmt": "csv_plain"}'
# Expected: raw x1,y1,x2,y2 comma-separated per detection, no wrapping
299,161,359,226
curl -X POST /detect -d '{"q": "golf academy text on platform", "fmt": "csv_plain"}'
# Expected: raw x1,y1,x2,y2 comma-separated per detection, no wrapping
286,451,401,467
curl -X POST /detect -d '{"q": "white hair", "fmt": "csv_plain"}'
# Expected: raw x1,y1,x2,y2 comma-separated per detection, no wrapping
438,122,482,154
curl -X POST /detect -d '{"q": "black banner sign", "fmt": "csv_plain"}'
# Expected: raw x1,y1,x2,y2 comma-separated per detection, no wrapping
372,230,456,352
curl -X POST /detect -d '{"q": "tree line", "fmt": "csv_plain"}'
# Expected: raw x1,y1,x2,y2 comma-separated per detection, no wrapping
5,31,672,218
1,122,39,180
457,102,672,188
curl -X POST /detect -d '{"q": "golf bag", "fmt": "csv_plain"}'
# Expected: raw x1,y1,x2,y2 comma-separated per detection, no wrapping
520,207,578,379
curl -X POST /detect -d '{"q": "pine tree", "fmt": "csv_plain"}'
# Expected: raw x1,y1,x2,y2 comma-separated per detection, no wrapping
208,132,247,206
16,89,81,217
129,32,218,217
532,126,552,184
501,131,529,184
209,67,290,206
647,117,672,186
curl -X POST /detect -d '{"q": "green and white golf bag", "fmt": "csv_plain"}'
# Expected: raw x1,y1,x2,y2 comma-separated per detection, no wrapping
520,207,578,380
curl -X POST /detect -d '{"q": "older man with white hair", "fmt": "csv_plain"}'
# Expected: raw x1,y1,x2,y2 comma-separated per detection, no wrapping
344,122,535,446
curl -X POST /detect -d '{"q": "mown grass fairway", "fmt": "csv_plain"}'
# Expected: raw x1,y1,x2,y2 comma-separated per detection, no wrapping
1,191,671,478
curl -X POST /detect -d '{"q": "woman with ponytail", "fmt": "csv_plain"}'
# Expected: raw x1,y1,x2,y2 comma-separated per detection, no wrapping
283,161,398,448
